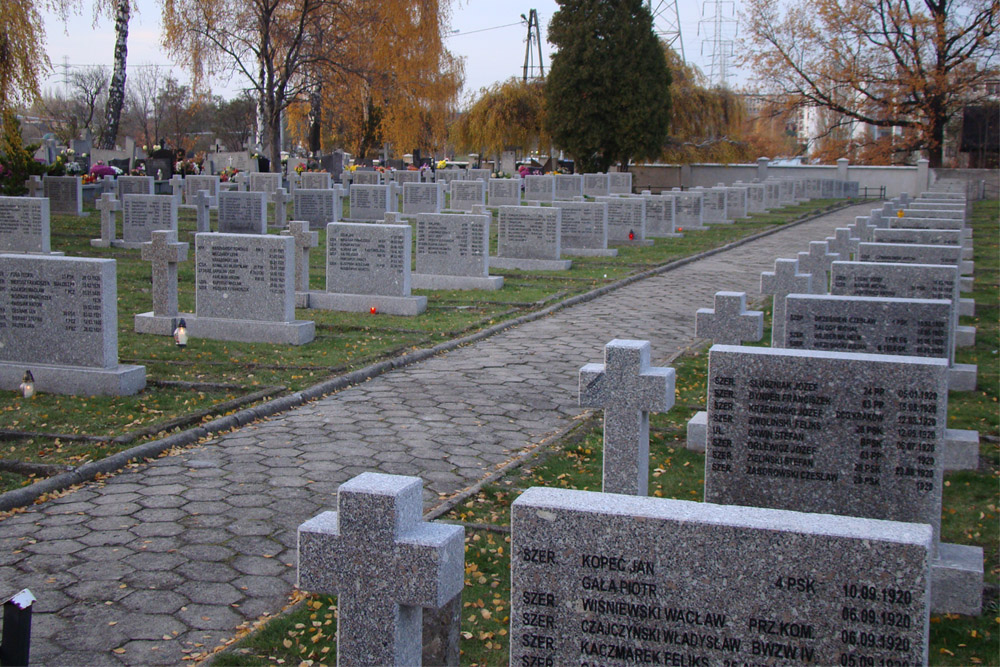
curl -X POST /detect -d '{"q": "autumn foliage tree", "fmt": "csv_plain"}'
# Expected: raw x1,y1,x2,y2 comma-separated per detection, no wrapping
741,0,1000,167
452,78,548,163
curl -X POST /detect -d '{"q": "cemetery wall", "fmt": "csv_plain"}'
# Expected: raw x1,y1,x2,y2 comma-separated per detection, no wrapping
931,168,999,199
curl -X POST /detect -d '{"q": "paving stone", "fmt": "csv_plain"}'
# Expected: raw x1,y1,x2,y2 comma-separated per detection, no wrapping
176,603,244,630
120,589,188,614
117,640,189,665
175,560,239,583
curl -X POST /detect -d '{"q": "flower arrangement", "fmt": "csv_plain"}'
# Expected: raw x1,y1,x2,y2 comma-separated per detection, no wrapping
130,162,146,176
175,159,201,176
436,159,448,169
219,166,240,182
295,163,306,174
347,164,358,172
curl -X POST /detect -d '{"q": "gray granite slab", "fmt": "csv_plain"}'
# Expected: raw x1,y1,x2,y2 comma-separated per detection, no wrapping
497,206,561,261
349,184,395,220
582,173,609,198
351,170,381,186
607,171,632,194
43,176,82,215
122,194,178,245
0,196,50,253
553,174,583,200
523,175,554,203
183,175,220,205
671,191,703,228
413,213,491,278
466,168,490,182
325,222,412,297
117,175,154,199
293,188,341,229
195,233,295,322
487,178,520,207
857,242,970,275
402,182,444,216
872,228,964,247
510,486,930,666
640,195,676,237
448,180,485,212
553,201,610,252
217,191,267,234
695,291,764,345
597,196,646,244
249,172,282,195
299,172,331,190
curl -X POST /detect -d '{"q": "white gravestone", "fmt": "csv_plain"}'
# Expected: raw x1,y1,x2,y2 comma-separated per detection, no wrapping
0,196,53,254
120,194,178,248
491,206,572,272
218,190,268,234
411,213,502,291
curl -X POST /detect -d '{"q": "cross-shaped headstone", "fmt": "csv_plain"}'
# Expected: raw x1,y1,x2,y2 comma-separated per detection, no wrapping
695,291,764,345
847,217,874,243
825,227,859,262
579,339,675,496
287,171,301,192
102,175,116,195
761,258,812,347
94,193,120,247
191,189,214,233
281,220,318,292
169,175,185,205
298,472,464,666
25,176,42,197
234,171,248,192
796,241,839,294
141,230,188,317
271,187,290,227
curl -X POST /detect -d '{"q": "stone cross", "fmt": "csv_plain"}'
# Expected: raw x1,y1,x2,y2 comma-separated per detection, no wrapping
234,171,248,191
141,230,188,317
281,220,318,292
287,171,301,192
796,241,839,294
579,339,675,496
761,258,812,347
169,175,185,205
695,291,764,345
101,175,116,195
94,193,120,247
825,227,859,262
298,472,464,666
25,176,42,197
192,189,214,233
847,217,874,243
271,187,290,228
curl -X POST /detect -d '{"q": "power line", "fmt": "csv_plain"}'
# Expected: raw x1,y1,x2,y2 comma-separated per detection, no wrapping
446,20,524,38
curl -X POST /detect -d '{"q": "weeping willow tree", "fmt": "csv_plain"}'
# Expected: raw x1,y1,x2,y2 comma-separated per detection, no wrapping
451,78,548,163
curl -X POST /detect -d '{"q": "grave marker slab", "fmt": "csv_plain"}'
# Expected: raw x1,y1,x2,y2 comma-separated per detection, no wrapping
761,258,812,347
487,178,520,207
217,190,267,234
352,170,381,185
447,180,485,212
298,473,464,666
90,193,120,247
183,175,220,206
117,175,154,199
249,172,282,196
523,175,554,203
191,189,214,233
140,230,188,318
607,171,632,194
294,188,341,229
698,187,730,223
671,191,704,229
510,486,931,667
553,201,615,256
597,196,647,244
433,169,465,185
492,206,571,271
411,213,502,291
858,242,972,277
581,173,609,198
579,340,674,495
299,171,331,190
872,228,964,247
797,241,840,293
722,185,749,219
271,187,290,228
466,168,490,182
641,194,678,237
349,184,395,221
43,176,83,216
121,194,178,247
825,228,859,262
392,170,422,185
695,291,764,345
553,174,583,200
281,221,319,305
402,182,444,216
0,196,51,253
0,254,145,394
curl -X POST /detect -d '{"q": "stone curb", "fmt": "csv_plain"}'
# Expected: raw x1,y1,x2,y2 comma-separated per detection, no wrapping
0,200,867,512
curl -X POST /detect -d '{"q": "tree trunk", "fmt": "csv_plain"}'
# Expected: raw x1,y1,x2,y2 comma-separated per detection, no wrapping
927,110,945,168
100,0,129,150
308,83,322,156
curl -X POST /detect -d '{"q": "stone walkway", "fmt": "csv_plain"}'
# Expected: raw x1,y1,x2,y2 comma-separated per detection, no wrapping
0,204,872,665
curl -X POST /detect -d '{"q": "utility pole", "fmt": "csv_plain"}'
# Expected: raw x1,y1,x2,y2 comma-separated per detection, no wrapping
522,9,544,82
648,0,685,63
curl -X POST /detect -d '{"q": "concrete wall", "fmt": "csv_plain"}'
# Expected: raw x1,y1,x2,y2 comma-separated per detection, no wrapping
932,168,999,199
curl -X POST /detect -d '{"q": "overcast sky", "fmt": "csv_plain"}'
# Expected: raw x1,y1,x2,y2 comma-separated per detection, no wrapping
40,0,744,103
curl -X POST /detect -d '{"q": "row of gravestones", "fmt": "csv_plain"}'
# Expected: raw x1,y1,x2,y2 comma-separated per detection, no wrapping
289,186,979,664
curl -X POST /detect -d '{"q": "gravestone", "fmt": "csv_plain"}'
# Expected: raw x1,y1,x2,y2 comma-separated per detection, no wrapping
433,169,464,185
349,184,396,221
510,487,931,666
741,182,766,213
796,241,840,293
448,180,486,212
0,196,52,253
579,340,675,495
183,175,221,207
553,201,615,256
640,194,678,237
294,188,342,229
872,228,965,248
270,187,290,228
492,206,571,271
281,220,319,306
825,228,859,262
671,190,704,229
722,184,749,219
411,213,502,291
553,174,583,200
487,178,520,207
308,222,427,316
159,233,316,344
704,344,982,614
523,175,555,203
582,173,609,198
120,194,178,248
218,190,268,234
0,254,145,395
299,171,331,190
249,171,282,196
695,291,764,345
298,473,464,666
191,189,214,233
597,196,647,245
402,182,445,216
393,170,422,185
134,230,188,332
760,258,813,346
698,187,730,224
117,175,154,199
43,176,83,216
607,171,632,194
352,170,381,186
858,242,971,275
764,181,782,208
466,168,490,182
25,175,42,198
90,193,121,248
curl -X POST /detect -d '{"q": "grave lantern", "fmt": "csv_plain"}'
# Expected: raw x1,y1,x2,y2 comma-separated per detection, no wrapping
173,318,188,347
19,371,35,398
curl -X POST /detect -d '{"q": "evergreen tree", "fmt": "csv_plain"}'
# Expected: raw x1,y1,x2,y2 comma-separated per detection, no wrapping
545,0,671,172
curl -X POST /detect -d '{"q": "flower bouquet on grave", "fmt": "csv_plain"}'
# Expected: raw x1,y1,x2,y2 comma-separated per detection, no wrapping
219,166,240,182
295,163,306,174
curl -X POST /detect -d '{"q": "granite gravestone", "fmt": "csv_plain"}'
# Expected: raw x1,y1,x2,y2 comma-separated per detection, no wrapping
582,173,610,198
294,188,341,229
523,175,555,203
797,241,840,293
117,175,154,199
722,185,749,219
183,175,221,206
510,487,930,666
671,191,704,229
553,201,615,256
872,228,965,248
597,196,647,244
466,168,490,182
299,171,331,190
249,171,282,196
553,174,583,201
0,254,145,394
487,178,520,207
433,169,465,185
695,291,764,345
492,206,571,271
187,233,314,344
411,213,502,290
298,473,464,666
698,187,730,224
271,187,290,228
402,182,445,216
43,176,83,215
349,184,396,221
217,190,268,234
310,222,426,316
448,180,486,212
579,340,674,495
703,344,982,614
742,182,766,213
90,193,121,247
607,171,632,195
0,196,51,253
393,170,422,185
281,220,319,304
763,181,781,208
640,194,678,237
121,194,178,247
825,228,860,263
191,189,214,233
352,170,381,185
135,230,188,327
